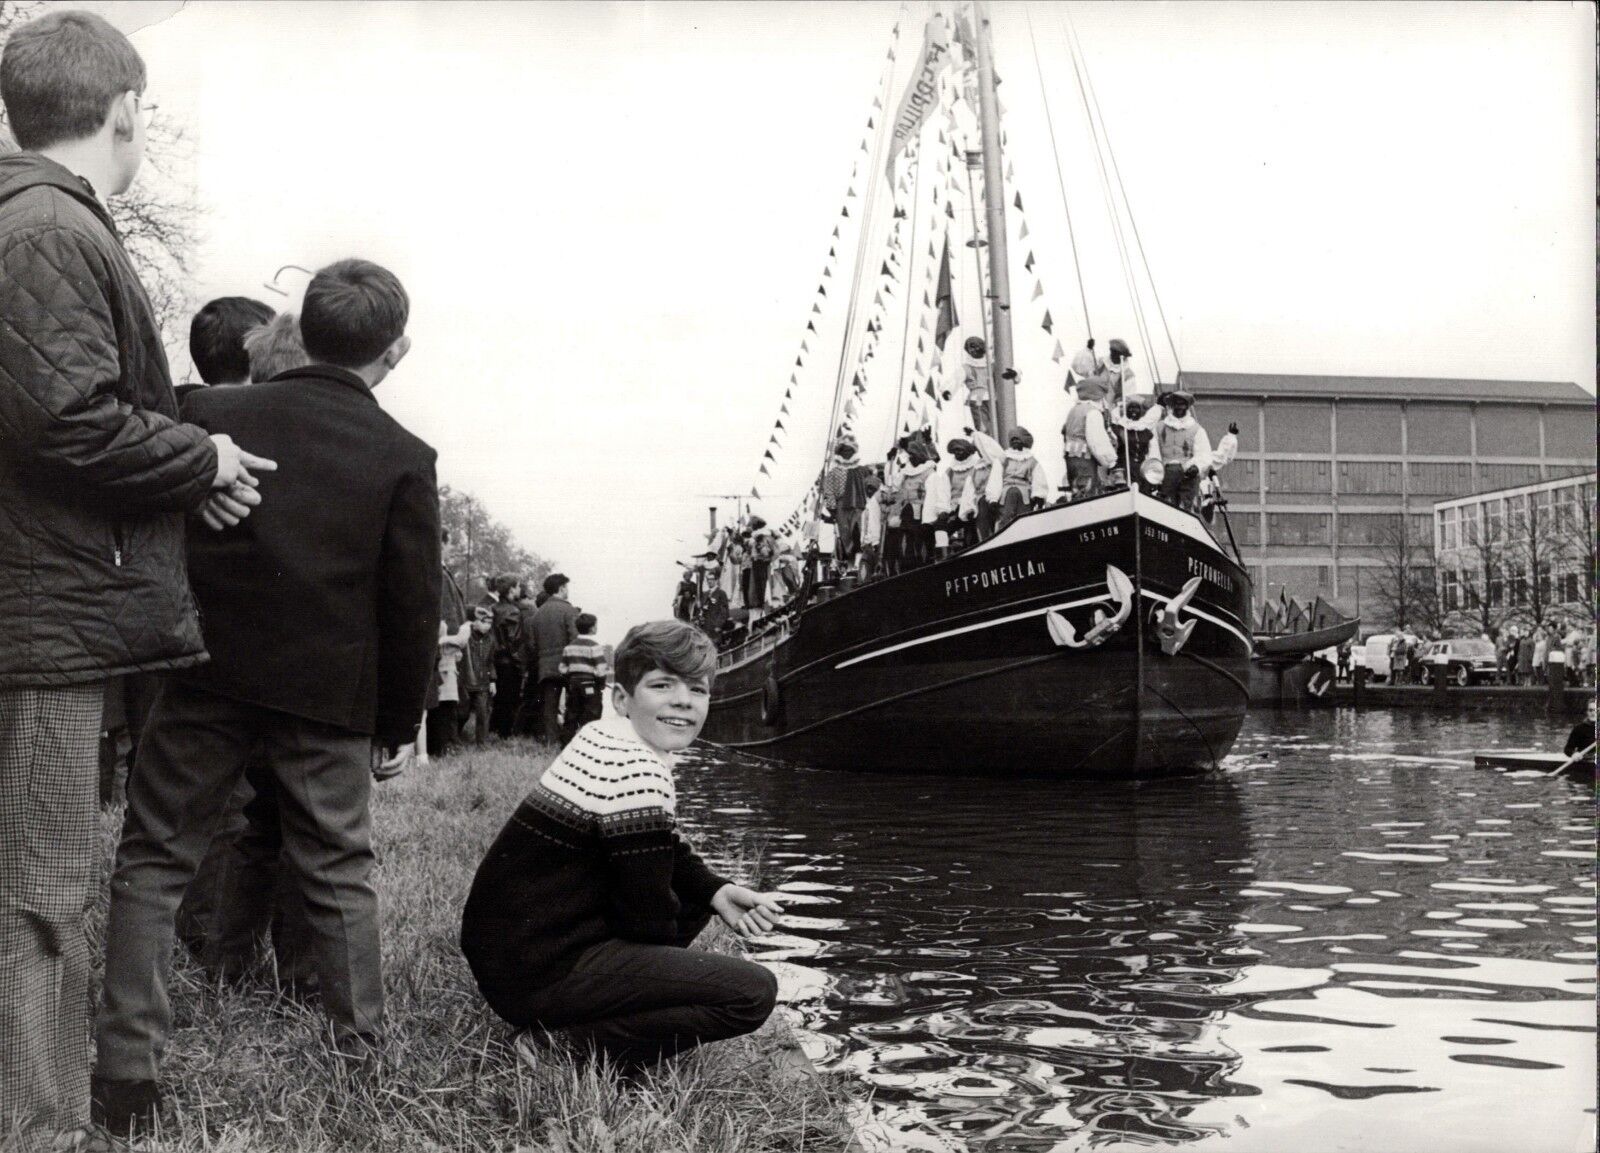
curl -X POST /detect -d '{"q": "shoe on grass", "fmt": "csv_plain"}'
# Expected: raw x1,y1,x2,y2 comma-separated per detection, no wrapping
89,1077,163,1139
513,1030,543,1071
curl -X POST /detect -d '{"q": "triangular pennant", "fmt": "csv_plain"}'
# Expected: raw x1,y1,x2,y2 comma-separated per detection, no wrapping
1041,310,1053,334
832,225,840,238
1052,339,1064,361
824,267,832,278
812,302,822,314
780,403,789,415
796,356,804,367
759,464,770,476
917,336,925,352
1031,281,1043,301
929,241,937,258
775,419,785,431
751,487,761,498
923,290,932,307
1019,220,1028,239
847,186,856,198
925,379,936,398
945,202,955,219
1006,161,1014,181
841,206,849,218
829,246,836,258
1013,191,1023,210
764,449,775,460
806,320,816,333
1025,252,1035,272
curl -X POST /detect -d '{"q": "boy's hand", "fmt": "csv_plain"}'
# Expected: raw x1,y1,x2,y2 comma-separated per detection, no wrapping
711,883,785,938
209,433,278,490
198,482,262,531
371,742,416,781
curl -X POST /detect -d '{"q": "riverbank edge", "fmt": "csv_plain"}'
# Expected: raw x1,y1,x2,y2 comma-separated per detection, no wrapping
67,740,862,1153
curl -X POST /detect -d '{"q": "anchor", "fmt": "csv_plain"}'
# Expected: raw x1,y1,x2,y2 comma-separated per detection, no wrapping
1047,565,1134,650
1153,577,1202,656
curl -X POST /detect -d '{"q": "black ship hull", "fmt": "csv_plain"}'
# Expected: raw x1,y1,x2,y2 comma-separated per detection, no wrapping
703,490,1253,777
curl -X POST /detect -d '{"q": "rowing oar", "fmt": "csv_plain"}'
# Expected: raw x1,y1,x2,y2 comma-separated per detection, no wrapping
1546,740,1596,778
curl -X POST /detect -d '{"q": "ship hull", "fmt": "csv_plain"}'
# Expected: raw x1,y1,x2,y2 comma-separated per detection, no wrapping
704,490,1253,778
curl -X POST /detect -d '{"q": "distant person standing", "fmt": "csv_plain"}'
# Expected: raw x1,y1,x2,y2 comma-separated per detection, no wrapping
487,575,525,738
1531,627,1549,686
1516,630,1534,685
558,613,611,745
460,605,498,745
525,574,581,745
94,259,441,1136
0,13,275,1148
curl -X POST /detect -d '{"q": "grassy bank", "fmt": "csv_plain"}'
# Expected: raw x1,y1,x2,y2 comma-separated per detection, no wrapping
85,740,860,1152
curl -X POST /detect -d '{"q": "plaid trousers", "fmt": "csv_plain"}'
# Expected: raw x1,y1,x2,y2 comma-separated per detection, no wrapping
0,684,103,1148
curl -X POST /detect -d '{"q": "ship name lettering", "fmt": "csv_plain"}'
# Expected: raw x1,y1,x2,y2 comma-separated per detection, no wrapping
945,559,1047,598
1186,556,1234,592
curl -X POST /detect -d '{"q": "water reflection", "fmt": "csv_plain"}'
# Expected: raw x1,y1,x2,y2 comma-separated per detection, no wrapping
677,710,1594,1153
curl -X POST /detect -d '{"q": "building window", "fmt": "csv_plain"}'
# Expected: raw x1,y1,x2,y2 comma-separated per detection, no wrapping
1268,513,1332,546
1485,498,1505,543
1409,462,1473,496
1222,458,1260,496
1410,514,1433,545
1441,507,1458,551
1337,461,1403,495
1560,572,1580,603
1511,574,1528,606
1337,513,1402,545
1442,569,1459,611
1265,459,1331,494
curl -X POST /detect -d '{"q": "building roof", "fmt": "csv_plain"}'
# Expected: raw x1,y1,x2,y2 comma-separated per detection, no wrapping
1432,470,1596,511
1177,372,1594,405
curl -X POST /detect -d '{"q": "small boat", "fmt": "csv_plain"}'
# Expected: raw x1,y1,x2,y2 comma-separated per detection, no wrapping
1253,618,1359,662
1473,750,1594,779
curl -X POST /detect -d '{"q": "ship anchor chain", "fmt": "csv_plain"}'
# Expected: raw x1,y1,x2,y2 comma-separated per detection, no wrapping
1046,565,1134,650
1152,577,1203,657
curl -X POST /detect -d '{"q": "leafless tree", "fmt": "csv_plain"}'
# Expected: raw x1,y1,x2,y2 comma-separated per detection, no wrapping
439,486,553,601
1552,477,1597,628
1366,514,1439,634
1,1,200,345
1503,492,1566,631
1448,506,1506,638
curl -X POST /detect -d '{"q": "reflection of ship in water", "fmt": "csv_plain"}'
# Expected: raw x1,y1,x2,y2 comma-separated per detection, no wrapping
684,754,1260,1149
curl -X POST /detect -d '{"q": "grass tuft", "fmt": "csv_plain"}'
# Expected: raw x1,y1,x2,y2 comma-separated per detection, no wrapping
81,740,860,1152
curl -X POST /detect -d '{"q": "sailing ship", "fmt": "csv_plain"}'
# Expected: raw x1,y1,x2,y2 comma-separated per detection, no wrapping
689,2,1252,776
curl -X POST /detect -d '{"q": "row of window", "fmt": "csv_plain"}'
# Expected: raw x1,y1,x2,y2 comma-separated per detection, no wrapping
1221,459,1557,497
1438,483,1595,551
1441,569,1588,611
1229,512,1434,547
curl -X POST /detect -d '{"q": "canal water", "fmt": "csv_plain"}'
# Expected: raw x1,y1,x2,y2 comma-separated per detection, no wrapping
678,710,1596,1153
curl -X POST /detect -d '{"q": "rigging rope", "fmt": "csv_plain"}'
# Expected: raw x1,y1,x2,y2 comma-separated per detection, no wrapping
1062,9,1184,385
818,5,905,489
1023,3,1092,342
888,140,925,456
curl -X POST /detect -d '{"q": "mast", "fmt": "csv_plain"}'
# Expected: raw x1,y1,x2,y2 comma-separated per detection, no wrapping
973,0,1016,438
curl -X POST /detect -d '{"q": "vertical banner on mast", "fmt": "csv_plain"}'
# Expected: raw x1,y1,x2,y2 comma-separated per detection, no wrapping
885,9,952,179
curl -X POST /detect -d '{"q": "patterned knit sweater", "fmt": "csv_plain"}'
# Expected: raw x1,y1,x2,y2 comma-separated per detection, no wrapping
459,717,730,1003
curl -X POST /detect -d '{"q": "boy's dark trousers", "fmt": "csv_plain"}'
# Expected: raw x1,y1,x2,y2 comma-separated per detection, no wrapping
464,689,492,745
561,676,605,744
516,674,545,740
539,678,564,747
426,701,459,756
490,662,522,738
497,905,777,1068
96,680,383,1083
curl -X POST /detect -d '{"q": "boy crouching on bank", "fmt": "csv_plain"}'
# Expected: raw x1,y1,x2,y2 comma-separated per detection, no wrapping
459,620,784,1069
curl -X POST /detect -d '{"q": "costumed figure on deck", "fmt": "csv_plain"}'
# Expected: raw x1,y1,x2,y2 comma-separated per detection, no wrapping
937,438,984,553
860,467,886,577
1107,395,1160,494
981,426,1051,531
820,437,872,565
895,436,939,570
879,450,907,576
1152,390,1212,513
1102,337,1136,405
962,336,993,436
1060,379,1118,502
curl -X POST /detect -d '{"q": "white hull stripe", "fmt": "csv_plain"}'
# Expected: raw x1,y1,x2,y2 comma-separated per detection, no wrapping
834,586,1251,670
834,590,1112,670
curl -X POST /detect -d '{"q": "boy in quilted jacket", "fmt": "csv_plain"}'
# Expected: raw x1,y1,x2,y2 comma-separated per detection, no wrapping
0,13,273,1150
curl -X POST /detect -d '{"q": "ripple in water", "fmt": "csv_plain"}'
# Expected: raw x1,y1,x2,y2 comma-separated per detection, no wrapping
677,710,1595,1152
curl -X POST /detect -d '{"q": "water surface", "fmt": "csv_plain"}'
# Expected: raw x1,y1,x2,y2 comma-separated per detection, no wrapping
679,710,1596,1153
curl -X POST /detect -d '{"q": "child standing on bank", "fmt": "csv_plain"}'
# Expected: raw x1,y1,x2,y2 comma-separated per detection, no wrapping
460,620,783,1070
460,604,498,745
557,612,609,745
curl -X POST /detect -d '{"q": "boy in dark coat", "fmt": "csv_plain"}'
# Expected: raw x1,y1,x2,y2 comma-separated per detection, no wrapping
0,14,274,1147
93,259,441,1135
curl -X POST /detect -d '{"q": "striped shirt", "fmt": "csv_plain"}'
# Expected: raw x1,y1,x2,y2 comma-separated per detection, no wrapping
559,636,611,681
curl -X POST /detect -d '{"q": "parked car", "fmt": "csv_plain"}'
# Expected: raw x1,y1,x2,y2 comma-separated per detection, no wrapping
1416,638,1499,686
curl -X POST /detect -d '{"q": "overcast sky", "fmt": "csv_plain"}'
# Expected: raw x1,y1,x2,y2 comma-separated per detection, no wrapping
102,1,1595,641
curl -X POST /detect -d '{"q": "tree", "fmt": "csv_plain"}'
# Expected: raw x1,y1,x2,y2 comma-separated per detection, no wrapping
1552,477,1598,629
1448,504,1506,639
1503,491,1566,632
1365,514,1439,634
438,485,552,601
0,1,200,347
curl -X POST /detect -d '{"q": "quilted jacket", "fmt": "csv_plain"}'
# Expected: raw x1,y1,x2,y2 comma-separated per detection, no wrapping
0,153,217,688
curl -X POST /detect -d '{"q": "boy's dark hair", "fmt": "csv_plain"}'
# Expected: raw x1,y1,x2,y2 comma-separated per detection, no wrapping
189,296,275,384
0,10,146,151
614,621,716,693
575,612,598,635
300,258,409,369
542,573,569,597
490,573,521,599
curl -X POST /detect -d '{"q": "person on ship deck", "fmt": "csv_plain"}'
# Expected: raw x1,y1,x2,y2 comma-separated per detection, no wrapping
1150,390,1212,513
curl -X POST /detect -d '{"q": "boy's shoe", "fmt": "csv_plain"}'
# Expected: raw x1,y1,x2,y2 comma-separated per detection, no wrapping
89,1077,163,1139
52,1125,127,1152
